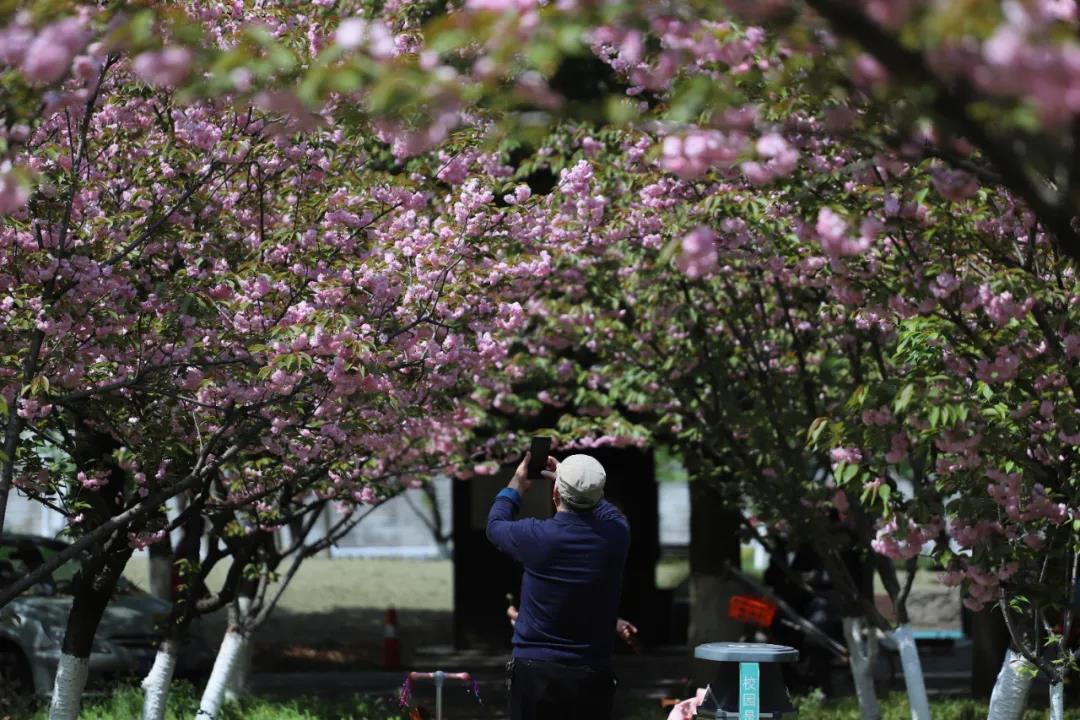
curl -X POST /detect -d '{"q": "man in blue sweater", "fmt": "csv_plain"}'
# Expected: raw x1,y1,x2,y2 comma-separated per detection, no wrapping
487,451,631,720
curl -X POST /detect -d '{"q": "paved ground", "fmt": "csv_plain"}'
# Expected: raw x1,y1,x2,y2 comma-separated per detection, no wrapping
245,638,981,719
124,556,986,717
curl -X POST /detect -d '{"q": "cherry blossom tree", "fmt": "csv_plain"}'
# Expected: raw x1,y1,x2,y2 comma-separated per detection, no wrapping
5,4,1080,720
0,4,556,717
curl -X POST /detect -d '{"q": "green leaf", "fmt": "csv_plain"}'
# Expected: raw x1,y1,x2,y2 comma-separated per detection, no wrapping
807,417,828,447
894,384,915,413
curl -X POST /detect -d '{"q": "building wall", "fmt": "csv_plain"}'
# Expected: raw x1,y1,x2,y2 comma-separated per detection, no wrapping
4,491,66,537
659,481,689,548
327,476,453,558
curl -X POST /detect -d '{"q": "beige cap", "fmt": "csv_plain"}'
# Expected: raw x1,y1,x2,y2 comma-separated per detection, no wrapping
555,454,606,510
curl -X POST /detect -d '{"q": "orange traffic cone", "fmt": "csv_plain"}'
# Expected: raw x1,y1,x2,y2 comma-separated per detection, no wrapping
383,606,401,669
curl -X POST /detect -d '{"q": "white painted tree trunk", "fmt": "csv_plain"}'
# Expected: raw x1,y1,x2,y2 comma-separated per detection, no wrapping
1049,682,1064,720
141,638,180,720
842,617,881,720
223,633,252,702
223,595,253,702
987,649,1034,720
166,494,186,549
48,653,89,720
196,629,246,719
148,553,173,601
891,623,931,720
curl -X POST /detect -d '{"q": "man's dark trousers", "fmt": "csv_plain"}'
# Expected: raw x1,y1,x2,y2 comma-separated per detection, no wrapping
507,658,616,720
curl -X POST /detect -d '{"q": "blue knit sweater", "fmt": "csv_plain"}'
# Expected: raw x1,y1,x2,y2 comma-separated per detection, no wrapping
486,488,630,666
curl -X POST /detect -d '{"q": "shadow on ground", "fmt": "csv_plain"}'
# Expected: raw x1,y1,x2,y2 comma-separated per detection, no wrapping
187,607,456,672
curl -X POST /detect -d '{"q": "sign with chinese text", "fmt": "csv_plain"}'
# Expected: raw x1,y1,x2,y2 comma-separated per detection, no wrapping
739,662,759,720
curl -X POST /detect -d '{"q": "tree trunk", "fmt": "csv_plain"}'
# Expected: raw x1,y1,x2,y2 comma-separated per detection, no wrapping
891,623,931,720
969,604,1011,698
223,635,252,701
196,627,248,719
843,616,881,720
987,649,1034,720
47,655,89,720
47,425,135,720
223,596,253,702
688,474,742,647
49,540,133,720
141,637,180,720
148,530,174,601
1049,682,1064,720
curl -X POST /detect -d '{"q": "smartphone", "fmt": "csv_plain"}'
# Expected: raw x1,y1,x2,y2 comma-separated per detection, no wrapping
527,436,552,479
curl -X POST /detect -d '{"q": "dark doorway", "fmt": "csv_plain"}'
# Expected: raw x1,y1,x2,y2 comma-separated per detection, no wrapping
451,447,662,650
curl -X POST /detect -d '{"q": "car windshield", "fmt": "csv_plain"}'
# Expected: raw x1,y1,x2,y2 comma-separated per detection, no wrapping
0,539,143,597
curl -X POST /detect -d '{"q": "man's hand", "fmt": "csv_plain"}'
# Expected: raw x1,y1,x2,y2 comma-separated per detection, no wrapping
540,455,559,482
616,618,638,645
507,604,519,627
509,452,533,495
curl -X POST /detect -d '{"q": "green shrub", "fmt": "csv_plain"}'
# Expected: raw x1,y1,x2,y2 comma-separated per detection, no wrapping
793,693,1080,720
14,685,1080,720
626,692,1080,720
16,682,406,720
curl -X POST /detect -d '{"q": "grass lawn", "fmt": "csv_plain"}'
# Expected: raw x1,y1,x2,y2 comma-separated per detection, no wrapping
123,557,454,612
124,557,455,669
14,683,407,720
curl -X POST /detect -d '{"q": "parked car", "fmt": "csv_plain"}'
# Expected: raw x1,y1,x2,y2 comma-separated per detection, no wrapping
0,534,209,711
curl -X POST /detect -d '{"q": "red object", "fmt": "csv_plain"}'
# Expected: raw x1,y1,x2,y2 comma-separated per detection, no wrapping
728,595,777,628
383,606,401,669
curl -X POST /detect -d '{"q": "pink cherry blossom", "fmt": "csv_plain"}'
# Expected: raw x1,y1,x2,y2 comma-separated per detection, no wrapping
677,226,718,279
132,47,193,88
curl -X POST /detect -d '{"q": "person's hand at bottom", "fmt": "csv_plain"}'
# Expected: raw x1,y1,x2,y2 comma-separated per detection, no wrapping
616,618,638,644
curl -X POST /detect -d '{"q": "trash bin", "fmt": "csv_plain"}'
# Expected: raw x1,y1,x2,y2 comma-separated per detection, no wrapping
692,642,799,719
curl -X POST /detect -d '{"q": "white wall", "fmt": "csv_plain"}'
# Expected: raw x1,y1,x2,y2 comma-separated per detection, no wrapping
4,491,65,537
327,476,453,558
659,482,689,547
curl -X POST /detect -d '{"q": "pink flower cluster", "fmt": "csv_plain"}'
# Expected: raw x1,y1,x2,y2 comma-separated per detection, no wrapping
973,6,1080,126
950,518,1004,549
815,208,874,257
986,469,1069,523
0,167,29,214
132,47,193,88
861,406,894,426
76,470,109,490
933,432,983,473
930,166,979,202
871,517,943,560
334,17,396,59
741,133,800,185
127,529,168,550
974,286,1035,327
974,347,1021,383
939,561,1019,611
659,131,746,179
1,16,90,84
677,226,718,279
829,446,863,466
885,432,909,463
